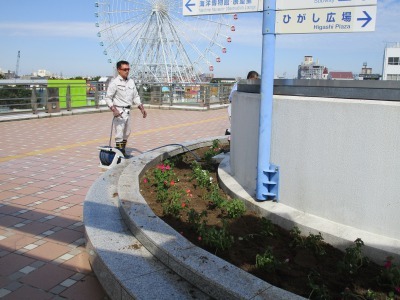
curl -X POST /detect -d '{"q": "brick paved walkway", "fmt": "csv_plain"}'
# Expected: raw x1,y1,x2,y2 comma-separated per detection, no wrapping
0,108,229,299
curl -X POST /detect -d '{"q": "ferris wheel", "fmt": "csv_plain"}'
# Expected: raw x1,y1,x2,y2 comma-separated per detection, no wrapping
94,0,236,83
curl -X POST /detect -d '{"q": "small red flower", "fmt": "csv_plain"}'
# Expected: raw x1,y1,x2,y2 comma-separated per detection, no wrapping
189,194,193,198
384,260,392,269
198,236,202,241
186,189,191,194
170,180,175,186
143,178,148,183
163,180,168,186
181,202,186,208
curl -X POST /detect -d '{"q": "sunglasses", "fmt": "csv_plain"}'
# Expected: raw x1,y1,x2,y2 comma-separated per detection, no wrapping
119,68,130,71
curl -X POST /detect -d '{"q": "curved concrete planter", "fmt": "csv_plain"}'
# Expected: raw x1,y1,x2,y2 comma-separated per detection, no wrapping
85,137,304,299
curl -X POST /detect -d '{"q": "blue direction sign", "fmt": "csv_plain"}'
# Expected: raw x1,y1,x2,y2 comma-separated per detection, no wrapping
275,5,376,34
276,0,377,10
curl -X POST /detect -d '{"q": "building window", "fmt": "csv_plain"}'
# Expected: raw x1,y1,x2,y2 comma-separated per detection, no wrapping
388,57,400,65
387,74,400,81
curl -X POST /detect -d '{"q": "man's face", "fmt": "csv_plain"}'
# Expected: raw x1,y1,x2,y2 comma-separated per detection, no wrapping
118,64,130,79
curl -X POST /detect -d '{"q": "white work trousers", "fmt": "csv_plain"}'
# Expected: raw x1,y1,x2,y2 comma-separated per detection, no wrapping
113,108,131,143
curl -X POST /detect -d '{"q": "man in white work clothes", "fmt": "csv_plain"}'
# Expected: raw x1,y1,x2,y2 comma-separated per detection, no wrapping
104,60,147,157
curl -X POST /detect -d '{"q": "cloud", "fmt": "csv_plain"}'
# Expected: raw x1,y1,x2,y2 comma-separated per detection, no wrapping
0,22,97,38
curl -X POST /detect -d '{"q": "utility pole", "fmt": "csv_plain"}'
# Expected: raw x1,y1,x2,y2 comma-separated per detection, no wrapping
15,50,20,78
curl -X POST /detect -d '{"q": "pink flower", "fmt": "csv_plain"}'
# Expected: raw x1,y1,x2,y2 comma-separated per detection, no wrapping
186,189,191,194
143,178,148,183
189,194,193,198
198,236,202,241
384,259,392,269
170,180,175,186
181,203,186,208
165,165,171,170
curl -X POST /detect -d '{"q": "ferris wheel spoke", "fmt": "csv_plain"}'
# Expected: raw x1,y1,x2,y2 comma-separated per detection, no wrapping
171,22,214,66
119,15,154,60
170,15,227,61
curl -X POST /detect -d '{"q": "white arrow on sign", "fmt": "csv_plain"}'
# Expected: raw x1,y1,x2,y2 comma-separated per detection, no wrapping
276,0,377,10
275,5,376,34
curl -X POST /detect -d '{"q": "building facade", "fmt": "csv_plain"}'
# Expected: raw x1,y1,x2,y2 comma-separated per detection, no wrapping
297,56,326,79
382,42,400,81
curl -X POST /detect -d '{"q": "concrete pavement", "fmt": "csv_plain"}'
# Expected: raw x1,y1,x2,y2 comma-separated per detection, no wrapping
0,107,229,299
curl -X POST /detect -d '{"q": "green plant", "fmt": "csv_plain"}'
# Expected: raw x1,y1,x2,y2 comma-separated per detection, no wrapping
203,139,221,165
377,256,400,296
198,221,233,252
289,226,326,256
191,162,212,188
305,232,326,256
341,287,373,299
207,184,226,208
338,238,369,275
187,209,208,230
364,289,377,300
289,226,304,248
308,271,331,300
255,248,280,272
156,188,169,203
151,160,178,203
211,139,220,150
260,217,277,237
153,161,175,185
224,198,246,219
162,193,186,218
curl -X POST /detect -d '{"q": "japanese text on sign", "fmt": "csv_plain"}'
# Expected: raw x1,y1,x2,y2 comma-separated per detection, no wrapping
183,0,263,16
275,6,376,34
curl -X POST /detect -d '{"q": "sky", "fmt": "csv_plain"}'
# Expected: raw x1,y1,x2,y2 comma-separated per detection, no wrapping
0,0,398,79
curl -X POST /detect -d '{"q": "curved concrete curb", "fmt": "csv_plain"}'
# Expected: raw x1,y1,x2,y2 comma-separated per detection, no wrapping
84,162,209,299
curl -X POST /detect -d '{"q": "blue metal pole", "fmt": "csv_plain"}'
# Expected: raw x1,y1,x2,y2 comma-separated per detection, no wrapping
256,0,278,201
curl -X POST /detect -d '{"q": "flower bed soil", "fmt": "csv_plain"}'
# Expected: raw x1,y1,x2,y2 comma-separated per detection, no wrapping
139,144,399,299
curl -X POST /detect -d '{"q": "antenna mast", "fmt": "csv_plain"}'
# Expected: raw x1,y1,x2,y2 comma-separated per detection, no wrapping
15,51,20,78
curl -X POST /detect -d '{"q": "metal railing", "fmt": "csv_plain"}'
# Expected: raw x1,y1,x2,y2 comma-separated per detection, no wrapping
3,78,397,116
0,80,233,115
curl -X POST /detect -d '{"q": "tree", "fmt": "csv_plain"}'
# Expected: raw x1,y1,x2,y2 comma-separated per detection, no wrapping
0,86,32,110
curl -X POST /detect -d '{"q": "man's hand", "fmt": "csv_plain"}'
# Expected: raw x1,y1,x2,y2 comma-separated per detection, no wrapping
110,105,121,117
138,104,147,118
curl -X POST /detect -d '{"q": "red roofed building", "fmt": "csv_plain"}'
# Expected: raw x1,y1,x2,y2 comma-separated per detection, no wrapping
328,71,354,80
322,67,329,80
